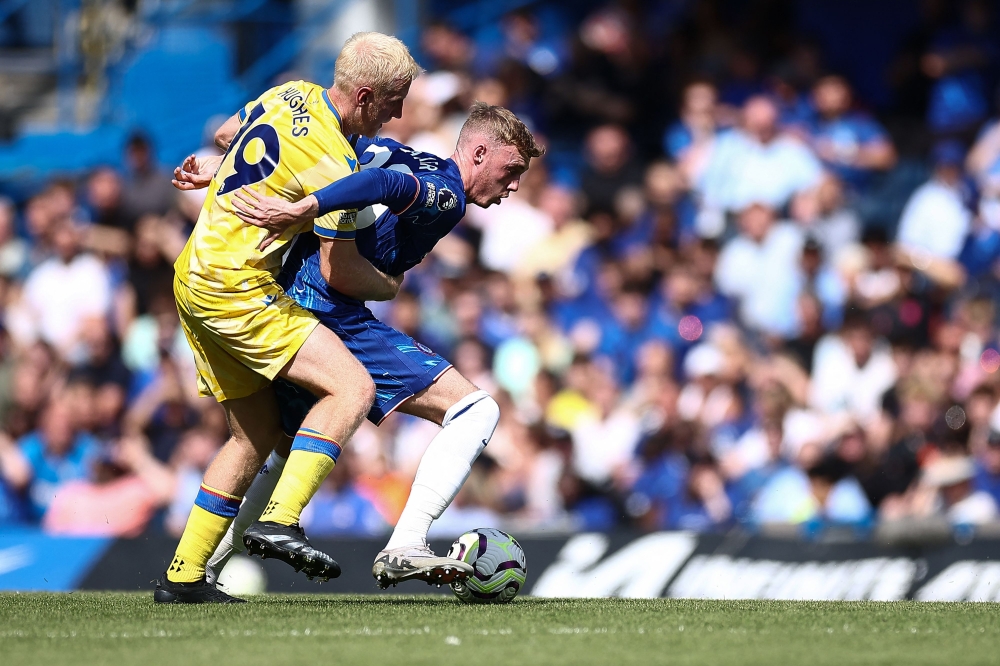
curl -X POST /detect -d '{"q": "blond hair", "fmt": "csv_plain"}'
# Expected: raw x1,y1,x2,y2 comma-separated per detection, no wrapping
333,32,423,96
459,102,546,161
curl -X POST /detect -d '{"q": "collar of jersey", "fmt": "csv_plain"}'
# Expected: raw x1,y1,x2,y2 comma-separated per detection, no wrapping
322,89,342,129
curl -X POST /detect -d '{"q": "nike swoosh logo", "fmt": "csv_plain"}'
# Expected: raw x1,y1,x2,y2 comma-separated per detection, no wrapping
345,155,358,171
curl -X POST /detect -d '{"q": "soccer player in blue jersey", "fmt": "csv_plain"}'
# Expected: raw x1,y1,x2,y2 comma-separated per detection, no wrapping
190,102,545,588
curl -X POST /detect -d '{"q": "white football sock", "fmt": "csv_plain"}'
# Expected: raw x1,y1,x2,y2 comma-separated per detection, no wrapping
384,390,499,552
205,450,286,584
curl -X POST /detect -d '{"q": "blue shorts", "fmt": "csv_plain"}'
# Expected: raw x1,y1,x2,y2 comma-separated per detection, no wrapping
273,305,451,436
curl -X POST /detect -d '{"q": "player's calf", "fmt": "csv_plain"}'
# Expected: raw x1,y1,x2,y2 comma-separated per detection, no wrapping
385,388,499,553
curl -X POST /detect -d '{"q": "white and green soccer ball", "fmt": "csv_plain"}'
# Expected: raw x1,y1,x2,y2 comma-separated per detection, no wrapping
447,528,526,604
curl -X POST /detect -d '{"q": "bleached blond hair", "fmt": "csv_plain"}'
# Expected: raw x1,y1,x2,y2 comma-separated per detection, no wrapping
333,32,422,96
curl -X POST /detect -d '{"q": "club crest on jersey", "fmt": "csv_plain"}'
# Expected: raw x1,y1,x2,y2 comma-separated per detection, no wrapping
436,187,457,211
424,181,437,208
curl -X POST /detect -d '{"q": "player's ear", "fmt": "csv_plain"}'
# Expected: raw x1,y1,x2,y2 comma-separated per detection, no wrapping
474,143,487,165
356,86,374,107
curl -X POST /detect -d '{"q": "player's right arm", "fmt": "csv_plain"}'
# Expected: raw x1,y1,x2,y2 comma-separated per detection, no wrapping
320,238,403,301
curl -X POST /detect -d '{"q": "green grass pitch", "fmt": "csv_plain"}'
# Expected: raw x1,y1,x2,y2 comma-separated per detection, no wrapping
2,593,1000,665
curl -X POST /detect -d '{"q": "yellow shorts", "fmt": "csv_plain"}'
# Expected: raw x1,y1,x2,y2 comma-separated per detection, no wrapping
174,275,319,401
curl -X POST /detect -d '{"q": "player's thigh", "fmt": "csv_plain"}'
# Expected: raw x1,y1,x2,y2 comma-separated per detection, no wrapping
174,277,312,401
279,323,374,407
397,367,480,425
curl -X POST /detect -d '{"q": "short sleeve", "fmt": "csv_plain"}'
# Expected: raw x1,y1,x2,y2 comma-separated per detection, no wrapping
307,150,360,240
313,209,358,240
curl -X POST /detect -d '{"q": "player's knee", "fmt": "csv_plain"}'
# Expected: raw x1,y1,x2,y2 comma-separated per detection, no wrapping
356,377,377,411
477,394,501,431
338,374,375,418
446,389,500,435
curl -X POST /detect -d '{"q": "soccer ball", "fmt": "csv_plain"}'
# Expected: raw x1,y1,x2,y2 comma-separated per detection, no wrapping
447,528,526,604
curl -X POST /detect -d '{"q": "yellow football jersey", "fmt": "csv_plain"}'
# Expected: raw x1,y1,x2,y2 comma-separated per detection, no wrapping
175,80,359,293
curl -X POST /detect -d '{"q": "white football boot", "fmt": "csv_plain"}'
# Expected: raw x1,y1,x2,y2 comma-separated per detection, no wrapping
371,541,473,589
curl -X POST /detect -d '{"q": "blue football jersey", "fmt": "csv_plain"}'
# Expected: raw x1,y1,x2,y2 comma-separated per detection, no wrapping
280,136,466,310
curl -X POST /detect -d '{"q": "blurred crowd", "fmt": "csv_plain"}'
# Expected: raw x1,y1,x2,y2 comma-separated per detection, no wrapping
5,0,1000,540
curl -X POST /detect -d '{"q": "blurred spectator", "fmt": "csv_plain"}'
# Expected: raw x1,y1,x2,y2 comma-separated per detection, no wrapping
896,141,973,260
0,197,28,278
465,175,552,274
475,9,565,79
810,308,897,422
922,0,997,136
664,80,720,163
580,124,643,213
119,132,177,228
666,460,733,531
910,455,999,525
789,174,860,263
514,184,591,282
422,22,475,73
751,454,872,525
715,203,804,337
43,436,174,536
0,400,102,521
974,429,1000,504
125,214,183,318
84,167,128,230
807,75,897,191
569,363,641,488
696,95,823,220
13,218,111,359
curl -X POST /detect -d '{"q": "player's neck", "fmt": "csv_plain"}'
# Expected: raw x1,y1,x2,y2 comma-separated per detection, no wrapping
325,87,358,135
451,149,473,196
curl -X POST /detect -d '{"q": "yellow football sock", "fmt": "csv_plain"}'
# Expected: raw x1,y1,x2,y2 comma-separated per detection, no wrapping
166,484,241,583
260,429,341,526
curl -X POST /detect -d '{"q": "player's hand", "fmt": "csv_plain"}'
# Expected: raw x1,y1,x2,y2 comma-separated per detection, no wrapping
172,154,221,191
232,186,314,251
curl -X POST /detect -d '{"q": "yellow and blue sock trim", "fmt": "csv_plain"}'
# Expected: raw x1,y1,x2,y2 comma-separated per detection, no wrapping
291,427,343,462
166,484,241,583
193,483,242,518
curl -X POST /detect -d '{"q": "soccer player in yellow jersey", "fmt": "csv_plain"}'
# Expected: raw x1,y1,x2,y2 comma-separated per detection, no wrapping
154,32,421,604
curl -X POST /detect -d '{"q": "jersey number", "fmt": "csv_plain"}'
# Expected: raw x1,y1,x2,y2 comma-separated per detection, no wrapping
218,103,280,196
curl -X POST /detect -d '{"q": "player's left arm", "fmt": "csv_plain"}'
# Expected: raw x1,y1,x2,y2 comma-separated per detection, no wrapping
231,169,422,250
